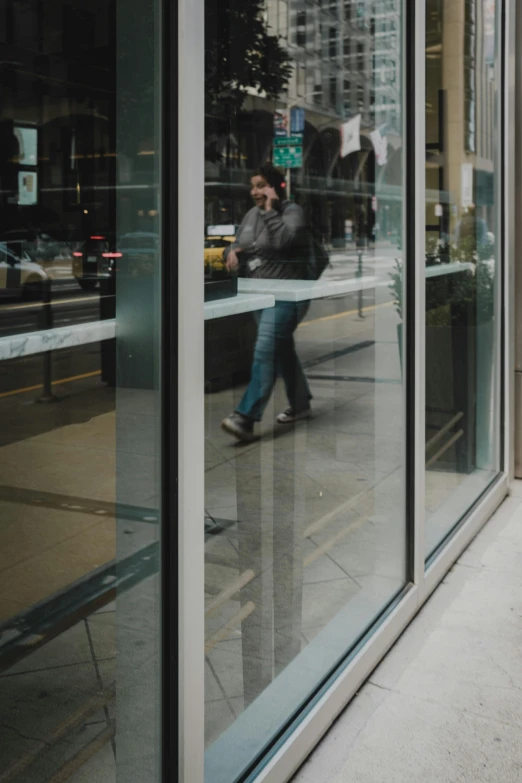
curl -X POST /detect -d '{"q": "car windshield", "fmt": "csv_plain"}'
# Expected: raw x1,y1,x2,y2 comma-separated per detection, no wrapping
0,245,22,264
81,239,110,252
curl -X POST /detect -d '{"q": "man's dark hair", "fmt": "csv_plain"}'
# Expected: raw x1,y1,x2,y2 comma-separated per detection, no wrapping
254,164,287,200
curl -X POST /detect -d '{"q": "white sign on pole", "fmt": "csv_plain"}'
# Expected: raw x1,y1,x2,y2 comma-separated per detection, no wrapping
461,163,474,208
18,171,38,205
340,114,361,158
370,128,388,166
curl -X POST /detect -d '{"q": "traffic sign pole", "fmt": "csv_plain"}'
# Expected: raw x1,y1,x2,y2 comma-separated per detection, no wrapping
272,108,305,197
287,108,292,199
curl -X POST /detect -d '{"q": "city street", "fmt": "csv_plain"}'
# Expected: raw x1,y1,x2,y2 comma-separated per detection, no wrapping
0,279,112,399
0,283,104,338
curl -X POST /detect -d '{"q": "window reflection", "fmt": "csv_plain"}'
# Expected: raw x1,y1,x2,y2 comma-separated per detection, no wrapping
424,0,500,556
0,1,161,780
204,0,407,777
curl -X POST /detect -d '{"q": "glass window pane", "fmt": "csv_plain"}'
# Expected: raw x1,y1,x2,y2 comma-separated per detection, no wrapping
204,0,408,779
0,1,162,780
424,0,501,558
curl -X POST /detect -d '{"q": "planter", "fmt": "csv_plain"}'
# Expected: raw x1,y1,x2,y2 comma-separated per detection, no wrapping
426,323,475,474
475,319,496,471
399,315,491,476
204,275,237,302
392,257,495,475
205,311,257,393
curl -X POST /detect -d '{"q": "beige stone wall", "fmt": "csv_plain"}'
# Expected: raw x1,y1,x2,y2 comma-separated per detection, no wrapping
427,0,496,236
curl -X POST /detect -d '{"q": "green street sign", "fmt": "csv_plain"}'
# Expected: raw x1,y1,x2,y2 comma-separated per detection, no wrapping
273,135,303,146
273,144,303,169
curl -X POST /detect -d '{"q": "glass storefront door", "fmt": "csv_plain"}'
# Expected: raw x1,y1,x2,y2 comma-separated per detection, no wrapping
424,0,502,557
203,1,409,779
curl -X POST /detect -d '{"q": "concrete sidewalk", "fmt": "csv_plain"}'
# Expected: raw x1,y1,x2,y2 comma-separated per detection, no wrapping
292,483,522,783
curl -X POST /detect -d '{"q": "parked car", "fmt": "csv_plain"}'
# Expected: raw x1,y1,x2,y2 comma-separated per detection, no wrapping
3,229,73,282
0,243,47,300
72,235,121,290
2,229,71,263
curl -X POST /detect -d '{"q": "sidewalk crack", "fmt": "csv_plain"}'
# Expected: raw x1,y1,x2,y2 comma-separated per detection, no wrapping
0,721,48,746
367,680,395,693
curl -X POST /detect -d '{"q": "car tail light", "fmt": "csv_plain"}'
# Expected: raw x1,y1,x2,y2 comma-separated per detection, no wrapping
102,252,122,258
73,251,83,257
90,235,106,240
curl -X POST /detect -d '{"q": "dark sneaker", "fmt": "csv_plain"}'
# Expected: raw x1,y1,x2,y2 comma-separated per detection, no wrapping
276,406,312,424
221,412,256,441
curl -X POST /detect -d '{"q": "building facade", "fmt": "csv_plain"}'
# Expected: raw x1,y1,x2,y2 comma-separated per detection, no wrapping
0,0,517,782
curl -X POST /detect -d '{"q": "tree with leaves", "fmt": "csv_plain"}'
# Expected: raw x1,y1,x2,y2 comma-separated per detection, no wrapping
205,0,293,113
204,0,293,167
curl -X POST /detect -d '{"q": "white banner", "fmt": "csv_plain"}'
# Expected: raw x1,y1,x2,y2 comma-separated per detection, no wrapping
461,163,474,208
340,114,361,158
370,129,388,166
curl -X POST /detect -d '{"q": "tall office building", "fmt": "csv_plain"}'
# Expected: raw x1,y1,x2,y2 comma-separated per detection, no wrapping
267,0,343,116
342,1,401,130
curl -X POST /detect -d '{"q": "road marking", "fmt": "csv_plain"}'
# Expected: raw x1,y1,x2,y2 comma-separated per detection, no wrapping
0,294,105,312
300,299,393,327
0,370,101,399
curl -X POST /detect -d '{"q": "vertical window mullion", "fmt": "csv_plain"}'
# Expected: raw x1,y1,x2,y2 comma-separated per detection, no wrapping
409,0,426,590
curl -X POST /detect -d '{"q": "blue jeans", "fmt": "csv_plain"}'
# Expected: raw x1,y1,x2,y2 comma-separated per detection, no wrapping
236,301,312,422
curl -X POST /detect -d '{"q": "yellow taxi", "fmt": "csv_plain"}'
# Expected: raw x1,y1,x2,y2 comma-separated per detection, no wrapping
0,243,47,300
204,225,237,267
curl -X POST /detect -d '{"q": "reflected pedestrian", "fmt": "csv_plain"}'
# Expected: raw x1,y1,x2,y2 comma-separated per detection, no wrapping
221,165,312,442
454,205,489,251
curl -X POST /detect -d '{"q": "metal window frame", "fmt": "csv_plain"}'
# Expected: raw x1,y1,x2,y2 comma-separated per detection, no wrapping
174,0,514,780
504,0,516,484
514,0,522,478
174,0,205,781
